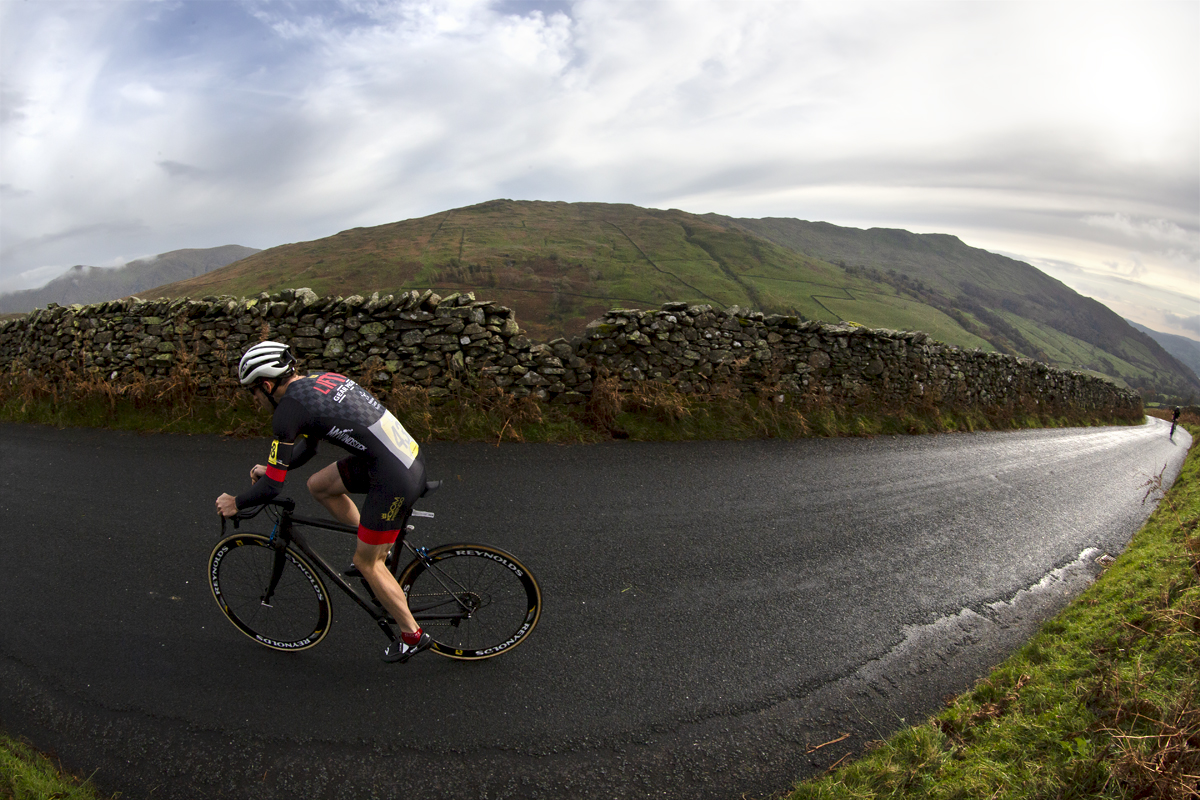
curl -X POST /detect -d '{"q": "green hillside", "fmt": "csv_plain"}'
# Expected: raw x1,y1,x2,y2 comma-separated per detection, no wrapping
719,215,1200,400
144,200,1198,400
1128,319,1200,380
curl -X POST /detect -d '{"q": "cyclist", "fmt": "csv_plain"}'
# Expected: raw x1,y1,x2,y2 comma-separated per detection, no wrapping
215,341,432,663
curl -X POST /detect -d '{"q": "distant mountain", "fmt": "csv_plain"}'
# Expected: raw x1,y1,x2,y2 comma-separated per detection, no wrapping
0,245,259,314
141,200,1198,400
1126,320,1200,382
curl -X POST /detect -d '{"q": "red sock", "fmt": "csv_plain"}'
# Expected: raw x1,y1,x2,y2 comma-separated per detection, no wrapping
401,628,423,646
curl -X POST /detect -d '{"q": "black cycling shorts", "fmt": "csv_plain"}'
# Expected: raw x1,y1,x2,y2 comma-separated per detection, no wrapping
336,452,426,544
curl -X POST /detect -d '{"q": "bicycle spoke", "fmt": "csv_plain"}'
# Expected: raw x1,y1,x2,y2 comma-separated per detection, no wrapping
209,535,331,651
402,544,540,659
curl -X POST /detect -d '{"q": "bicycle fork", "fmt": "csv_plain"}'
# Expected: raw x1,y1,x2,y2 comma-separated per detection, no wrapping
261,532,289,608
220,513,288,610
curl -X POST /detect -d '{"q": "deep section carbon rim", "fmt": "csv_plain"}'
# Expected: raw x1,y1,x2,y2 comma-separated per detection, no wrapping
209,534,331,651
400,544,541,660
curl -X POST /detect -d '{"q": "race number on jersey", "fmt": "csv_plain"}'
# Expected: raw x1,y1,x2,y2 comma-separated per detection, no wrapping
369,410,419,469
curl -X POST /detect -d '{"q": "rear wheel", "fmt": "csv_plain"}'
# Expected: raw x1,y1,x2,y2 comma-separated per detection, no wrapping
209,534,331,651
399,544,541,660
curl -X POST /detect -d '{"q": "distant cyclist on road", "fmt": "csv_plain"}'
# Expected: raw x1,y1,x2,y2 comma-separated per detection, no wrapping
215,341,432,663
1171,406,1181,440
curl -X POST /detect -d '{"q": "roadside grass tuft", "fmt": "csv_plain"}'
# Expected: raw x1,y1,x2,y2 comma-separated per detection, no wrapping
789,425,1200,800
0,733,120,800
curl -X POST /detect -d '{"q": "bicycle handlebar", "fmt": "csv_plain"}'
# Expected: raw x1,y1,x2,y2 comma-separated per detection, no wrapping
220,496,298,535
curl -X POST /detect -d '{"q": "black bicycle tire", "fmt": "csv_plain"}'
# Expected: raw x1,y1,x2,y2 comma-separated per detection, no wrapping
209,533,332,652
398,543,541,660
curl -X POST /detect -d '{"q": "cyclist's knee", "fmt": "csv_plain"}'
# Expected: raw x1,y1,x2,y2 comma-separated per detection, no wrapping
307,471,332,499
353,542,388,572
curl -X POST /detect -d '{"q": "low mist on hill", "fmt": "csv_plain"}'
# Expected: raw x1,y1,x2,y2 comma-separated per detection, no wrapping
0,245,259,314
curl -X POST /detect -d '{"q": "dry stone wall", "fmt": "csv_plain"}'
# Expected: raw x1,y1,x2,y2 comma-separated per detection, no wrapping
0,289,1141,417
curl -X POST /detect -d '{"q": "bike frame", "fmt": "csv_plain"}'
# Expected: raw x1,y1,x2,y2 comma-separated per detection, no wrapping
225,499,471,644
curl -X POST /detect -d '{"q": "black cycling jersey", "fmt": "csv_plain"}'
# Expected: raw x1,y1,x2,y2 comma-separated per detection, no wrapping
235,372,421,515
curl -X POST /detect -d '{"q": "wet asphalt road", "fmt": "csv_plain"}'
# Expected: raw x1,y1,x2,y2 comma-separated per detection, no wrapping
0,419,1190,799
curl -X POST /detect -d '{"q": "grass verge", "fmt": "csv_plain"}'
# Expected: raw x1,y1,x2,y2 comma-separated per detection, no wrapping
789,422,1199,800
0,367,1144,444
0,732,119,800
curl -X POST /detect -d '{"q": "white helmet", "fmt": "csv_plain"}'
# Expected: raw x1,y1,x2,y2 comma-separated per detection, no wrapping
238,341,296,386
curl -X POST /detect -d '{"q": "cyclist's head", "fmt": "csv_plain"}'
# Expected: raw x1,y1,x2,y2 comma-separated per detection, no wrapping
238,341,296,390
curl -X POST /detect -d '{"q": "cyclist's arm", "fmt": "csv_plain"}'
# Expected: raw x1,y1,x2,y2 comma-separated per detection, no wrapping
285,432,318,472
233,399,310,509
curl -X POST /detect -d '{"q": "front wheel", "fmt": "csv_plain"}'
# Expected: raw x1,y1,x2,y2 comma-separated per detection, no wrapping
399,544,541,660
209,534,332,651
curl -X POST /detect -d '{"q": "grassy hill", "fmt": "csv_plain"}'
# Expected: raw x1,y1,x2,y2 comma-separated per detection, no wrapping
716,216,1200,397
1127,319,1200,383
0,245,259,314
144,200,1198,400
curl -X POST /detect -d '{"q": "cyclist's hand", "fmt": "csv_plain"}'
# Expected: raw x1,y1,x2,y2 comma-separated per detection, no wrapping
250,464,268,483
216,493,240,518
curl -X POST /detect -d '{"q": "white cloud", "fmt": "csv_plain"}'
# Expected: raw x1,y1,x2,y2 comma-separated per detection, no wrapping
0,82,27,125
0,263,66,294
0,0,1196,318
1084,213,1198,251
118,81,166,107
1166,314,1200,338
157,160,208,179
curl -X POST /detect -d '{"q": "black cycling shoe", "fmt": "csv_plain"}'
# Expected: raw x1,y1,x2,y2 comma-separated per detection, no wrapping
382,633,432,663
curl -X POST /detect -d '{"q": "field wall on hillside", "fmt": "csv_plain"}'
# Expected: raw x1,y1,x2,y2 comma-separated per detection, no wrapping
0,288,1142,418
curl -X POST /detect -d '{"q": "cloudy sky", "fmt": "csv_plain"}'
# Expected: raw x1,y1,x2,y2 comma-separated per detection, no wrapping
2,0,1197,340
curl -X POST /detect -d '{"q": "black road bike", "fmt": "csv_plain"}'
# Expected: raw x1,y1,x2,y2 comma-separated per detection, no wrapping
208,482,541,660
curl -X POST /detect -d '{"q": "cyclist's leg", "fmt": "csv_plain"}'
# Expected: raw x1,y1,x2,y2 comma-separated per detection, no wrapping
353,452,426,636
353,538,418,633
307,458,363,527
